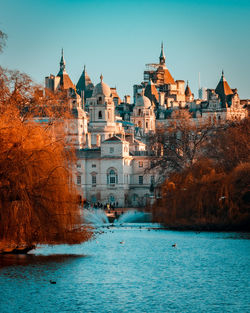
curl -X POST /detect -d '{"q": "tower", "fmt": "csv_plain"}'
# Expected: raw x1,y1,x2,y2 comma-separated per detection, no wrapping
86,74,124,145
58,48,66,75
76,65,94,101
215,70,233,107
159,42,166,66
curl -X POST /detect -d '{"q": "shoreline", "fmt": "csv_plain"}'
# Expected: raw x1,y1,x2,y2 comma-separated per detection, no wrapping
159,223,250,232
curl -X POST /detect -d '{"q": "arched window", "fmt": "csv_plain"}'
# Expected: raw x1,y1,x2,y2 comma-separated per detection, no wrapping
107,168,118,185
98,111,102,119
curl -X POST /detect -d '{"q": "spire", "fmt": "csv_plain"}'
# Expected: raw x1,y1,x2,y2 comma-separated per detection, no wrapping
221,69,225,81
159,42,166,65
185,81,192,97
59,48,66,73
76,65,94,98
215,70,233,107
100,74,103,82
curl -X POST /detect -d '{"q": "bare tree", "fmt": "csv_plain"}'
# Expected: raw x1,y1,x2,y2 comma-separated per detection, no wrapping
204,118,250,172
147,110,215,180
151,117,250,230
0,66,73,123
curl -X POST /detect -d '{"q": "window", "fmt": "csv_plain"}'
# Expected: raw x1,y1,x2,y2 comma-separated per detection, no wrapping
77,163,81,168
92,175,96,186
110,172,116,184
98,111,102,119
92,164,96,168
107,169,118,185
139,161,143,168
146,122,148,129
139,176,143,185
110,147,114,153
77,176,81,185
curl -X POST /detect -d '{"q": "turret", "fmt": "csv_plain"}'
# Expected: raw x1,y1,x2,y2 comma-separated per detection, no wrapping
58,48,66,75
159,42,166,66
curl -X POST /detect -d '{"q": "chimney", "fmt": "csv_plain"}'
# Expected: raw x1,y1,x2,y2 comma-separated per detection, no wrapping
124,95,131,104
159,92,165,107
96,134,101,147
86,133,91,148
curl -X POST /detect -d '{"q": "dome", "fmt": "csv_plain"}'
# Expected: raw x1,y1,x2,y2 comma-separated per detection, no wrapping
136,95,151,108
92,74,111,97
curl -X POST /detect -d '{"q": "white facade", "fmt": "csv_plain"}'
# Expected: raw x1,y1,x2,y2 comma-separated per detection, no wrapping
45,49,248,207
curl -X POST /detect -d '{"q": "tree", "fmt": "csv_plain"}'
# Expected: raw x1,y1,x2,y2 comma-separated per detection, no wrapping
151,118,250,230
204,118,250,172
0,64,92,252
147,110,215,180
0,66,72,123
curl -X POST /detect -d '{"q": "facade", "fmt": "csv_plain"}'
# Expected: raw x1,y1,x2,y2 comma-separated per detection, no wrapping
45,47,248,207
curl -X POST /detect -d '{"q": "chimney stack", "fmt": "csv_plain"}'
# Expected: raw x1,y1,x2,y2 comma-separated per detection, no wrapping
86,133,91,148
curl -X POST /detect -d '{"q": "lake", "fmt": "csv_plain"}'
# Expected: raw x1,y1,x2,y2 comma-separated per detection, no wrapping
0,223,249,313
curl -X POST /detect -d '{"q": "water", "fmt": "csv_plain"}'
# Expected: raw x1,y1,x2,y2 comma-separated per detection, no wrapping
116,210,151,223
0,225,249,313
82,209,152,225
82,209,109,225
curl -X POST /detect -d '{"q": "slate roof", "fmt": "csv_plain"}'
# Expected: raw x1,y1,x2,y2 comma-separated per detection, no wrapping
145,80,159,103
57,72,75,90
76,66,94,99
155,67,175,84
185,82,192,97
215,71,233,106
103,135,123,143
56,49,75,90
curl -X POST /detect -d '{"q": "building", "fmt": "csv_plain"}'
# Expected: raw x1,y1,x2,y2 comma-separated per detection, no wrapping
201,71,247,121
44,47,248,207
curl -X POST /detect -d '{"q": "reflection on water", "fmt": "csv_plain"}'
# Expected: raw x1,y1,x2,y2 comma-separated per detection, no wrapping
0,254,85,269
0,224,249,313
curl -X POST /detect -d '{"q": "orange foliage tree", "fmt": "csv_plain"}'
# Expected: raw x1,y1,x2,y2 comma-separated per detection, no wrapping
0,66,92,251
152,118,250,230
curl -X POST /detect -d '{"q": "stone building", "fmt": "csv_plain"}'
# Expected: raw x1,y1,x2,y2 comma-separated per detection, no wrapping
44,47,248,207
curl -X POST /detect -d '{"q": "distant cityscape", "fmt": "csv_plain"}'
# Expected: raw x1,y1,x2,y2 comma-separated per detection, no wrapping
43,44,249,207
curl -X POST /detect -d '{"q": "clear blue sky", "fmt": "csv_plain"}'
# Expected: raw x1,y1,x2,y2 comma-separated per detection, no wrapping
1,0,250,99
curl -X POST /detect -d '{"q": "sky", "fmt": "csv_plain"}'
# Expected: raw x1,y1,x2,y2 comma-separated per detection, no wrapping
0,0,250,99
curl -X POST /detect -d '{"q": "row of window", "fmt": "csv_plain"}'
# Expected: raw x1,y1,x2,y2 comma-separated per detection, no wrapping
76,174,155,186
77,158,142,169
